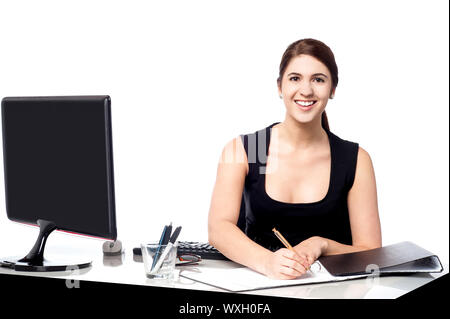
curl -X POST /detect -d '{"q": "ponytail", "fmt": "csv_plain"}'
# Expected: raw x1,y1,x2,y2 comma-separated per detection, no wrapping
321,111,330,131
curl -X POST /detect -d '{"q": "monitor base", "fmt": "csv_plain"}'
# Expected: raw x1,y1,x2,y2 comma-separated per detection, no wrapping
0,219,92,272
1,257,92,272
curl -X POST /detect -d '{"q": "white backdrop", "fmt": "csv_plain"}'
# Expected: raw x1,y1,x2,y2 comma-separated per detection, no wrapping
0,0,448,264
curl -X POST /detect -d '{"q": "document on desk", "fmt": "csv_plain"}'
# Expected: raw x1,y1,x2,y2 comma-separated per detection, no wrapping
179,262,366,292
179,241,443,292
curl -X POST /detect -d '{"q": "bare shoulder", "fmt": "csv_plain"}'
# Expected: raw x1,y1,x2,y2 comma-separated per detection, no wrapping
353,146,376,186
219,136,248,172
209,136,248,225
356,146,374,170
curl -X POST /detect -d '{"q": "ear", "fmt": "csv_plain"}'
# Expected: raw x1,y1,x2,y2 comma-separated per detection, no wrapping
277,79,282,98
330,88,336,99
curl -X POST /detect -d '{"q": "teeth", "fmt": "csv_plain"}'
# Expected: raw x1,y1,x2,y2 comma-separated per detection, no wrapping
296,101,315,107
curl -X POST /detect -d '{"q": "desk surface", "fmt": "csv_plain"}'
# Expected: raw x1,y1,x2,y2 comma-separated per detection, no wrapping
0,238,447,299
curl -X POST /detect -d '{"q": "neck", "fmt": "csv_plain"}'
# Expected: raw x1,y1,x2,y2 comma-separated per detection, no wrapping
276,115,327,150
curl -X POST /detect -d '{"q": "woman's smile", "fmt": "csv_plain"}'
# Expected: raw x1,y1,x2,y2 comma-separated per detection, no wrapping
295,99,317,111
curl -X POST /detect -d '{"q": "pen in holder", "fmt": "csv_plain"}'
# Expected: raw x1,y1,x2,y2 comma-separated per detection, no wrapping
142,243,178,280
143,224,182,280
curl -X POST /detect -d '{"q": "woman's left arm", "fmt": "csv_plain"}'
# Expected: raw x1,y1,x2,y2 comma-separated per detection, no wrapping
294,147,382,261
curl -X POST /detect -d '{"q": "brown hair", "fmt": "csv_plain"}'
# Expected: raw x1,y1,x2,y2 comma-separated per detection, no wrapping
277,38,338,131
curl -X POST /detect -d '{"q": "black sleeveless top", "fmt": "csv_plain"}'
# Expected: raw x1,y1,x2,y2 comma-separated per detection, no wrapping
240,122,359,251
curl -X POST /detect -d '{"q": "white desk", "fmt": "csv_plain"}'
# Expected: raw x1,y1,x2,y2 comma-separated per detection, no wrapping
0,237,447,299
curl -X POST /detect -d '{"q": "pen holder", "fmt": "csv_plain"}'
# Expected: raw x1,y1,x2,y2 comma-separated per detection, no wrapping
141,243,178,280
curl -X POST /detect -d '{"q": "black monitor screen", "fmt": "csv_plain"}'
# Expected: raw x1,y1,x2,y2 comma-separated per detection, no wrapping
1,96,117,240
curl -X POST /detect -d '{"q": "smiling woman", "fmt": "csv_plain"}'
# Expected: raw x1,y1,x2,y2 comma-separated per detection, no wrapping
277,38,338,131
208,38,382,280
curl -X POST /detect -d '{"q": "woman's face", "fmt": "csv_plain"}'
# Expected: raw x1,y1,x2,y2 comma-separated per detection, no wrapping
278,54,334,126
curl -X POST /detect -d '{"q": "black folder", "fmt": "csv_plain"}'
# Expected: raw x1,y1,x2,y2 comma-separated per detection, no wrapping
318,241,443,277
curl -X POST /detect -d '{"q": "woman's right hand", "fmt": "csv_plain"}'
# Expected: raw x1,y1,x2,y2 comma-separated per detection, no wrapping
264,248,310,280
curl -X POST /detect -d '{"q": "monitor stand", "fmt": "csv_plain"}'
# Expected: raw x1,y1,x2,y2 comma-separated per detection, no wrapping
0,219,92,272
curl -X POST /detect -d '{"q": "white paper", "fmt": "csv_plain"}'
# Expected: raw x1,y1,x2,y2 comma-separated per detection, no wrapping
180,261,367,292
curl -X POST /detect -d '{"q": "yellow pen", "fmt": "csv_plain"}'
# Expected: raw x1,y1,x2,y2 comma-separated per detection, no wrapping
272,227,295,251
272,227,315,272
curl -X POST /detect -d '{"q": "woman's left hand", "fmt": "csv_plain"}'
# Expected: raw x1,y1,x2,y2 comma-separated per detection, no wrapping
293,236,328,266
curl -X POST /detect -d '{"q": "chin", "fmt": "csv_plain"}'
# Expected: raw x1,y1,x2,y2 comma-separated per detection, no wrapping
288,113,321,126
286,104,325,125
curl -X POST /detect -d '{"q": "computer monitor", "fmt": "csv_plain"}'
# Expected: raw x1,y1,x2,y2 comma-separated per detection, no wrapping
0,95,117,271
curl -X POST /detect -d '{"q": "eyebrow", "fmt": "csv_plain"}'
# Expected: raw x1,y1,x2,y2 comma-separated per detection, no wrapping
287,72,328,78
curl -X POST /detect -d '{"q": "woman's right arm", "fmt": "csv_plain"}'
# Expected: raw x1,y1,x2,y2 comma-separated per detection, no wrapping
207,137,309,279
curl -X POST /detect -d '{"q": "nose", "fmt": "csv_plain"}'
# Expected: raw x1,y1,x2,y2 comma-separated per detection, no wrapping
298,80,314,97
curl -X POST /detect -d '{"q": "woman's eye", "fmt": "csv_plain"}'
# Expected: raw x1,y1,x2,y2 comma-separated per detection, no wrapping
289,76,300,81
313,77,325,83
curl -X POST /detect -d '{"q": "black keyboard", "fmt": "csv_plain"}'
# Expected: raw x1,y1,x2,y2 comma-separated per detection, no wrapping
177,241,229,261
133,241,229,261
